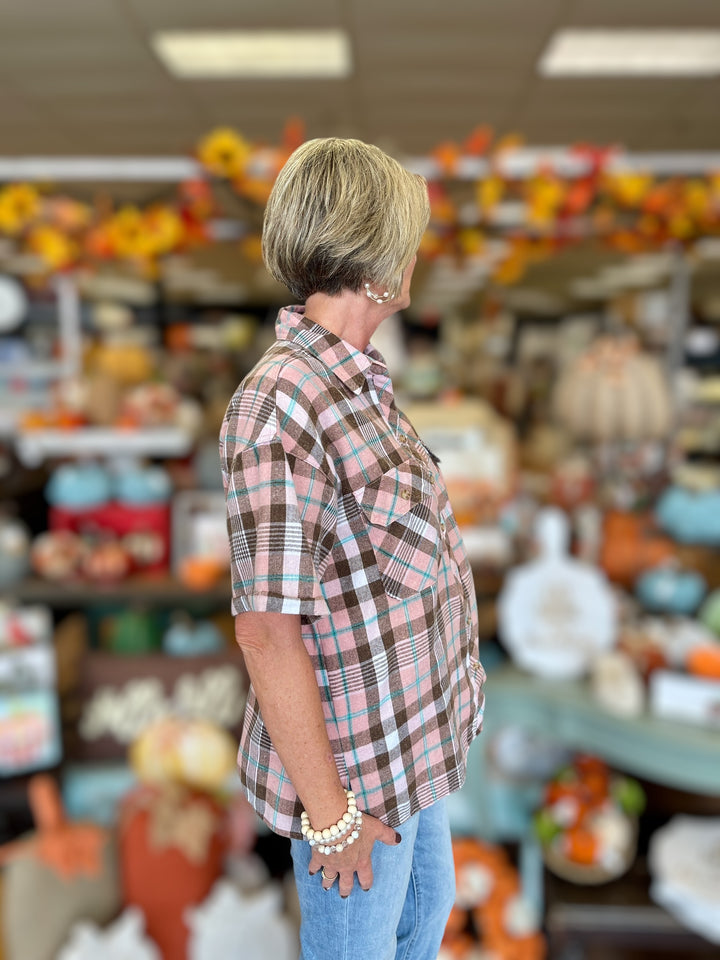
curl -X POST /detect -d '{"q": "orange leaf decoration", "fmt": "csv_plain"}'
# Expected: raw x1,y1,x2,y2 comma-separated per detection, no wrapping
463,126,494,156
563,179,596,216
433,141,461,176
492,252,526,286
26,225,77,271
606,172,654,208
493,133,525,157
282,116,306,152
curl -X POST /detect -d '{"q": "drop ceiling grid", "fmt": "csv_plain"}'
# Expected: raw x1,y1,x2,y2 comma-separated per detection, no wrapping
0,0,717,155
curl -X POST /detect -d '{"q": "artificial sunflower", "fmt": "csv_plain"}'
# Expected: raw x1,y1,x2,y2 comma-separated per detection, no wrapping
525,175,565,228
107,206,153,260
0,184,41,235
26,225,77,271
143,205,185,257
476,176,505,216
604,172,654,208
457,228,485,257
197,127,252,179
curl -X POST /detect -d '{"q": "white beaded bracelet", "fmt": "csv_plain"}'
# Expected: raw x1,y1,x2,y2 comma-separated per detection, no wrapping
300,789,363,855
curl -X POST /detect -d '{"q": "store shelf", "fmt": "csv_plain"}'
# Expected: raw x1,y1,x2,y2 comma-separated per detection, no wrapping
545,858,719,958
483,664,720,796
4,575,232,607
15,427,194,466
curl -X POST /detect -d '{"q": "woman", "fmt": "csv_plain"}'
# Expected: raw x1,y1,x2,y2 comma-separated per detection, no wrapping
220,138,485,960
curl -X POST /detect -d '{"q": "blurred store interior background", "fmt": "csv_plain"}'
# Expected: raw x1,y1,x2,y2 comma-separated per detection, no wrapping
1,2,720,959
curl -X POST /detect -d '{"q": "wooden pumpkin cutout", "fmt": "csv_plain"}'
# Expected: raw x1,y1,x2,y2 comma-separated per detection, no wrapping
0,776,121,960
499,508,617,678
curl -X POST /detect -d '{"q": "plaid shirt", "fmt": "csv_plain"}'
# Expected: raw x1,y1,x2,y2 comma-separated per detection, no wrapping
220,306,485,838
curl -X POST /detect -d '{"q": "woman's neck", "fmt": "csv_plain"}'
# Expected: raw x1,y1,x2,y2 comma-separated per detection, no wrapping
304,289,395,353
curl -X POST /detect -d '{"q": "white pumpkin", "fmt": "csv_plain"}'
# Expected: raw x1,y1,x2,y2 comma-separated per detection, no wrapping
554,337,672,442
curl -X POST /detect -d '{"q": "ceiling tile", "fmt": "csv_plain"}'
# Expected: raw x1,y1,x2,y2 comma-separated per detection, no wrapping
0,0,127,29
125,0,344,30
350,0,564,27
568,0,720,28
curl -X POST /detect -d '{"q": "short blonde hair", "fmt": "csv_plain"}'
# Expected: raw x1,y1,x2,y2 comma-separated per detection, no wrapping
262,138,429,301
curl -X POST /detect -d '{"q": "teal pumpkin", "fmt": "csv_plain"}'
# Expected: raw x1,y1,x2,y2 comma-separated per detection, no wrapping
114,465,172,505
46,463,111,509
636,566,707,615
656,487,720,546
163,618,224,657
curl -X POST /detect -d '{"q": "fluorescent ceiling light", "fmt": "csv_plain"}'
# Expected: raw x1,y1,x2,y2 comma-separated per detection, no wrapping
152,29,352,78
540,29,720,76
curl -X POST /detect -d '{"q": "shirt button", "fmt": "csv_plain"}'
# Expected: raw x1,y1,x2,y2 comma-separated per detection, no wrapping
400,489,412,500
440,518,446,533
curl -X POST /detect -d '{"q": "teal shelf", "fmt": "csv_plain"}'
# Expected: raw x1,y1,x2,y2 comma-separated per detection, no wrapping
480,664,720,797
452,662,720,916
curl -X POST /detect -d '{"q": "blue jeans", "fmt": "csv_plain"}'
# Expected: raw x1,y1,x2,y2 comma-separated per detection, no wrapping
290,799,455,960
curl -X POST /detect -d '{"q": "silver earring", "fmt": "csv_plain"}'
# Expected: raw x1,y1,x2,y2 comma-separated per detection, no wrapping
364,282,394,304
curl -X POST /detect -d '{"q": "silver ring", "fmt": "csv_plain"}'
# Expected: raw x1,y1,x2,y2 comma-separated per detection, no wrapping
321,867,338,883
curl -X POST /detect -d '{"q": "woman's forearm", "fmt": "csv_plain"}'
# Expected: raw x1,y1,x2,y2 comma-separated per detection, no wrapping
235,610,348,829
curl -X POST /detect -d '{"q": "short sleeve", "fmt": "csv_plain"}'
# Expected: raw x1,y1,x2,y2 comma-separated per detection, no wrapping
224,433,338,621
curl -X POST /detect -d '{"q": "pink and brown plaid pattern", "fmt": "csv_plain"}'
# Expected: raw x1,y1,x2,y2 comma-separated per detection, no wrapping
220,306,485,838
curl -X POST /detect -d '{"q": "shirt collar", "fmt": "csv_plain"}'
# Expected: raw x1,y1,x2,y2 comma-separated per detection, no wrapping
275,305,388,396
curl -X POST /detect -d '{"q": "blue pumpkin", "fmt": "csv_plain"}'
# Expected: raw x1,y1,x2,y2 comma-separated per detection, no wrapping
636,566,707,615
45,462,111,509
163,618,225,657
656,487,720,546
114,465,172,505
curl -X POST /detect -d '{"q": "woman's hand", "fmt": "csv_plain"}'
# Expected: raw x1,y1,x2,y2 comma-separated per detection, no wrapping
308,813,401,897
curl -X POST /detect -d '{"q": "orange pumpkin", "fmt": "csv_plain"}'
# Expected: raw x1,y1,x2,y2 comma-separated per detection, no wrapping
600,511,674,587
687,645,720,680
563,827,599,866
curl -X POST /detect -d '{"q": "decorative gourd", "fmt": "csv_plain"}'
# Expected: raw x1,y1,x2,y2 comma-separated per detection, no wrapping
121,383,180,428
656,486,720,546
31,531,87,581
534,757,644,885
636,566,707,616
553,337,672,442
108,609,162,655
81,540,132,583
130,718,236,793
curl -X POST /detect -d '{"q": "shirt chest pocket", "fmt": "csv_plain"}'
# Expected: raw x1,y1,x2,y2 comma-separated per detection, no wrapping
353,461,440,600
